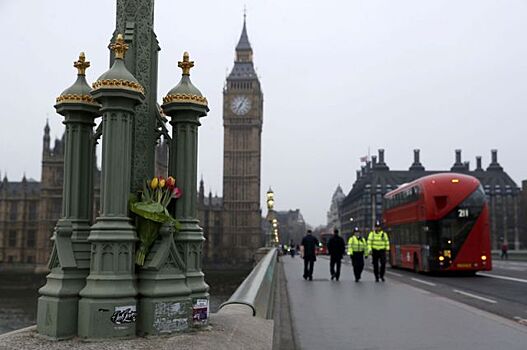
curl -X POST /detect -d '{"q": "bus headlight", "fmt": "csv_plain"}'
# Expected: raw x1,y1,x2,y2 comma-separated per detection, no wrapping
481,255,487,261
438,256,445,261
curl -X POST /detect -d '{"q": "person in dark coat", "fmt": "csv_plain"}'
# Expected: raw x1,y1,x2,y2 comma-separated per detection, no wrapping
327,228,346,281
301,230,319,281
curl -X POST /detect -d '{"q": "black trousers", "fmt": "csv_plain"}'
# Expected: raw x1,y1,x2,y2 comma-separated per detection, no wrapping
371,249,386,280
304,259,314,278
351,252,365,280
329,256,342,280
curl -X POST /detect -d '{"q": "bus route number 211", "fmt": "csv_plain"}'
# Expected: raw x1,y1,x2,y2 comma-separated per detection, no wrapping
458,208,469,218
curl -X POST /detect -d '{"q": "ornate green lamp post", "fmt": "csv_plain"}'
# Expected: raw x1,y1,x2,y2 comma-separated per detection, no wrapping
78,34,145,339
162,52,210,327
37,53,101,339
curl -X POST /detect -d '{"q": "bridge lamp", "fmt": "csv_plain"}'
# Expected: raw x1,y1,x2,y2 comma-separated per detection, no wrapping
266,188,275,210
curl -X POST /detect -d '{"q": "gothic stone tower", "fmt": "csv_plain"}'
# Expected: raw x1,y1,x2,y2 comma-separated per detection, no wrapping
36,122,65,268
222,17,263,265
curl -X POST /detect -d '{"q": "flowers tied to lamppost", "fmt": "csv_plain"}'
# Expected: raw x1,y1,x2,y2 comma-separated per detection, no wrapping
130,175,182,266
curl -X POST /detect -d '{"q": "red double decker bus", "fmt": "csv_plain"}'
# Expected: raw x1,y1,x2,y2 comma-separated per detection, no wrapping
317,232,333,255
383,173,492,273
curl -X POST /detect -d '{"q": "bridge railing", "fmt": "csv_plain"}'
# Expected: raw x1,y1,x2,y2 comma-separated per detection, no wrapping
218,247,278,319
491,250,527,261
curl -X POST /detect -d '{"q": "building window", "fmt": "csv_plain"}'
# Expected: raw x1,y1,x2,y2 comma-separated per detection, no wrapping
26,230,36,248
10,202,18,221
29,202,37,220
8,230,17,247
27,256,35,264
7,256,15,263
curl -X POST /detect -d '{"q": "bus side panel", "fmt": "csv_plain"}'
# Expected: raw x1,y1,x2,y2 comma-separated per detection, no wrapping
399,245,422,270
448,205,492,271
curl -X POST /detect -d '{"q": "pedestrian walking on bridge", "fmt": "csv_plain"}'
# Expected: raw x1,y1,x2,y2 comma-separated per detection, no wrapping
368,222,390,282
327,228,345,281
301,230,319,281
347,227,368,282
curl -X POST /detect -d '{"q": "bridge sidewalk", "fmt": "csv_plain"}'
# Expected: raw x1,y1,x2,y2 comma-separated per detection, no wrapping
282,256,527,350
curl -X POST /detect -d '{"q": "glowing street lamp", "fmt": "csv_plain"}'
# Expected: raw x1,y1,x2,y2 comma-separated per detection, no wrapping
266,188,280,247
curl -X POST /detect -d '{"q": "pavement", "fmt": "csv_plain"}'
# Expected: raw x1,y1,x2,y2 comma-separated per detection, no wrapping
0,308,273,350
282,255,527,350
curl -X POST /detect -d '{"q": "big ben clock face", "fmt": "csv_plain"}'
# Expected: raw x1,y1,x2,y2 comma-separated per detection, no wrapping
230,95,252,115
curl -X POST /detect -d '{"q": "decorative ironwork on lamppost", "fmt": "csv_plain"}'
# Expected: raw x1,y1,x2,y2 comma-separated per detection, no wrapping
78,34,145,339
37,52,101,340
162,51,210,329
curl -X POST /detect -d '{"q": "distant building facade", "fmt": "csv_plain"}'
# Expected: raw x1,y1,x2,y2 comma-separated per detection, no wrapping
274,209,307,246
339,149,524,250
1,124,66,271
327,185,345,230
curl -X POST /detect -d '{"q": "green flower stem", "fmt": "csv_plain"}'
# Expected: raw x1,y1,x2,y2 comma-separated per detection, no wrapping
135,217,161,266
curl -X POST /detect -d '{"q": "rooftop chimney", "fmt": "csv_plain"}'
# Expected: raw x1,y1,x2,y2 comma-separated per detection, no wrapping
356,170,361,180
451,149,466,172
375,149,389,170
475,156,483,171
371,155,377,166
487,149,503,171
409,149,425,171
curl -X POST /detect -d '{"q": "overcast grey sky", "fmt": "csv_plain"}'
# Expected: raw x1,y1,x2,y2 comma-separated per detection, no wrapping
1,0,526,227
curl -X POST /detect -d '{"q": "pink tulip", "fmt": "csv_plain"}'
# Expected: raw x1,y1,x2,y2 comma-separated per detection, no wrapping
173,187,182,199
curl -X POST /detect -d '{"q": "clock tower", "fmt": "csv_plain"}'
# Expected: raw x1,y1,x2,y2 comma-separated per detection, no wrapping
222,15,263,264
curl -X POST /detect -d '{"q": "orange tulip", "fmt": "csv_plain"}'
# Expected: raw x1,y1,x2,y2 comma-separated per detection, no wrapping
166,176,176,189
159,178,166,188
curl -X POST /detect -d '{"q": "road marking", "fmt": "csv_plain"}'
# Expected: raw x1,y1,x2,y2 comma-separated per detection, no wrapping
411,278,436,286
453,289,497,304
386,271,403,277
478,272,527,284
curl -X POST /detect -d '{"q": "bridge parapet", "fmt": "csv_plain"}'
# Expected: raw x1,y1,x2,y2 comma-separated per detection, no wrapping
491,250,527,261
219,248,278,318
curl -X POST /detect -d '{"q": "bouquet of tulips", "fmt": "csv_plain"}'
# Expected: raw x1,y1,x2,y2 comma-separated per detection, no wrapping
129,175,182,266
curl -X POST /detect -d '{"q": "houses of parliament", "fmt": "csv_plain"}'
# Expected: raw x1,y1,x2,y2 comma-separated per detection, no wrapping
0,18,266,271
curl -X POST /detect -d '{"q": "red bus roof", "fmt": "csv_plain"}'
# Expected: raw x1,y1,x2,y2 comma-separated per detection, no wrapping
386,173,480,198
384,173,482,222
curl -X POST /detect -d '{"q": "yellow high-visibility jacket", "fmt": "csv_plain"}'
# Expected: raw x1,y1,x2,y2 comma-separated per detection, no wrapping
367,230,390,251
347,235,368,255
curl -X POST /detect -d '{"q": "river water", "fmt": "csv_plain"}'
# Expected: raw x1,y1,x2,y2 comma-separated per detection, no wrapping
0,269,248,335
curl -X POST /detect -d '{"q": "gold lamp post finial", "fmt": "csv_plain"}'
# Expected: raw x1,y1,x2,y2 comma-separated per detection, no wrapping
178,51,194,76
74,52,90,76
110,34,128,60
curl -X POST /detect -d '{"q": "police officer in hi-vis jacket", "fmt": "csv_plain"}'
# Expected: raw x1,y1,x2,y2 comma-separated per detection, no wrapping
347,227,369,282
367,222,390,282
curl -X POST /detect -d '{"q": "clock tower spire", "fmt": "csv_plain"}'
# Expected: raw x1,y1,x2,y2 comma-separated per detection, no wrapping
221,14,264,266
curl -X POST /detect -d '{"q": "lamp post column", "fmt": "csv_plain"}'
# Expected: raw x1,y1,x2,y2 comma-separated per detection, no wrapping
162,52,210,327
77,34,145,339
37,53,100,339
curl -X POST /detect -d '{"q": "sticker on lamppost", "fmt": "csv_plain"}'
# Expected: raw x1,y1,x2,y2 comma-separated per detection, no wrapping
193,299,209,325
111,305,137,325
153,302,189,333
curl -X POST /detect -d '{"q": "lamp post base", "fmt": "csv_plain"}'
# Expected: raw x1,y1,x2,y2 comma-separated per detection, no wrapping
78,297,137,339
